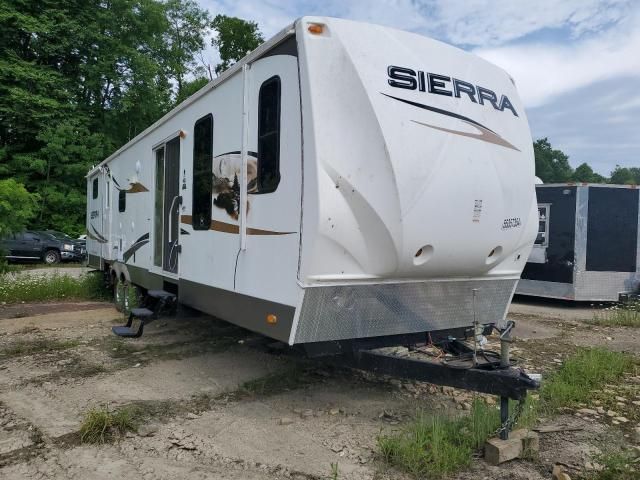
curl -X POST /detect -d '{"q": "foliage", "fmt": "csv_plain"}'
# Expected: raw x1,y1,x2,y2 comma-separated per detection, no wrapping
80,406,138,444
586,451,639,480
0,271,109,304
174,76,210,105
211,14,264,74
0,178,38,236
378,399,500,478
162,0,211,96
610,165,640,185
572,162,606,183
533,138,573,183
0,0,211,235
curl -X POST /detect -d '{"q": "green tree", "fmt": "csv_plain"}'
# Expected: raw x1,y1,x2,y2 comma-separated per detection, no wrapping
572,162,606,183
0,179,38,236
0,0,211,235
163,0,210,97
533,138,573,183
610,165,640,185
174,76,210,105
211,15,264,75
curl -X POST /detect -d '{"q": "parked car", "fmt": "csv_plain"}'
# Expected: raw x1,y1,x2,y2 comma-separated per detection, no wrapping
0,231,77,264
41,230,86,261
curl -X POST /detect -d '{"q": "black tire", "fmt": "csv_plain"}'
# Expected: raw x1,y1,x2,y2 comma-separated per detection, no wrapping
43,250,60,265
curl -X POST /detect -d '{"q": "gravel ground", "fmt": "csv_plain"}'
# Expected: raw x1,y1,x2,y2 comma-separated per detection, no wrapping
0,299,638,479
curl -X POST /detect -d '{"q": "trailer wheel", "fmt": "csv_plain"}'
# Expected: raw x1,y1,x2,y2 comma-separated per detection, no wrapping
43,250,60,265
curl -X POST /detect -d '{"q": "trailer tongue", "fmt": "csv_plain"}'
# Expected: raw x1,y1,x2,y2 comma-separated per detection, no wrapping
306,319,539,440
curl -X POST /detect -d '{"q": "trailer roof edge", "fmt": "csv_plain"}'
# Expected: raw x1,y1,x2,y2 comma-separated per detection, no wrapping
87,20,298,177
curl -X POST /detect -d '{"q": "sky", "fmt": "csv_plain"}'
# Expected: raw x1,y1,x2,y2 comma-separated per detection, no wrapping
198,0,640,175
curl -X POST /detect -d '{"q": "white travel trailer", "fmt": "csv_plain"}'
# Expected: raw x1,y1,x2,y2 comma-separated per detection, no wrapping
86,17,537,347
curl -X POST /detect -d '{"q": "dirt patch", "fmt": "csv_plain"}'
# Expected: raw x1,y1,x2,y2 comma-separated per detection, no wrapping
0,301,109,320
0,300,638,479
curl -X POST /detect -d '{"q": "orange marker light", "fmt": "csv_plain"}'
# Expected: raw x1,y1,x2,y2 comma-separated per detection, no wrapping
308,23,324,35
266,314,277,325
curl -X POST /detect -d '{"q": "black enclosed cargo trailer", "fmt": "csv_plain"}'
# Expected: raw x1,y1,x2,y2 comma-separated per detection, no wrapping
517,184,640,301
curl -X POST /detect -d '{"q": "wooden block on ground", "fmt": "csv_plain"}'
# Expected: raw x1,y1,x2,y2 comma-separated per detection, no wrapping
484,429,539,465
519,430,539,455
485,436,522,465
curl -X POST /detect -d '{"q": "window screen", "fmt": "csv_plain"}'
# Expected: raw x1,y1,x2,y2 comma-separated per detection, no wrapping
92,178,98,199
257,76,281,193
118,190,126,212
192,114,213,230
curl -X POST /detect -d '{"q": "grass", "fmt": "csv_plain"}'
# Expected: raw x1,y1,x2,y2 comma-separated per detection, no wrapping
329,462,339,480
377,348,637,479
378,399,500,479
0,271,109,304
585,451,639,480
589,302,640,328
537,347,636,413
1,338,79,358
79,406,139,444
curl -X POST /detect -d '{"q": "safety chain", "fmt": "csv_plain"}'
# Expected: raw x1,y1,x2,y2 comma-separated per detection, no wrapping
493,397,526,438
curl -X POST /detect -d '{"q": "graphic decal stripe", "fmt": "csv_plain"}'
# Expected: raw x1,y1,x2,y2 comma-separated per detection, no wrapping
123,233,150,262
215,151,258,158
382,93,497,134
382,93,520,151
180,215,295,236
88,224,108,243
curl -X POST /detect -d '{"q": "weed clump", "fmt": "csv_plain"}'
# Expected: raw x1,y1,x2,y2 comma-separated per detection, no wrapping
1,338,79,358
589,302,640,328
378,399,500,478
539,347,636,412
586,450,639,480
79,406,139,444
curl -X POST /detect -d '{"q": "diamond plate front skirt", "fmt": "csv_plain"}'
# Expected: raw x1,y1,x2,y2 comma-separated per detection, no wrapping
292,278,518,344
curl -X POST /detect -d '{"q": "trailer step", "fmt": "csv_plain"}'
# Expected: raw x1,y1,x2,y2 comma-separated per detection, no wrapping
112,290,176,338
112,324,144,338
112,309,148,338
130,307,154,318
147,290,176,300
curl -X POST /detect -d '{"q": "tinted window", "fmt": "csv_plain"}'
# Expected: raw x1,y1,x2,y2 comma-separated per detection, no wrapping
92,178,98,199
119,190,126,212
23,233,39,241
192,114,213,230
257,76,281,193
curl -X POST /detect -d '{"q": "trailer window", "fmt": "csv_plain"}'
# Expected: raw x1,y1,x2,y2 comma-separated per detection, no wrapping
92,178,98,199
256,76,281,193
118,190,126,213
192,114,213,230
536,205,550,246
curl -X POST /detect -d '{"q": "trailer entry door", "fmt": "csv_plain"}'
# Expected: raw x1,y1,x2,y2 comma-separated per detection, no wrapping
153,136,181,275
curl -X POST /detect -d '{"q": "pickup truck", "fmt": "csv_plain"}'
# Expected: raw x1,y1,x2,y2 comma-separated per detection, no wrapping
0,231,78,264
